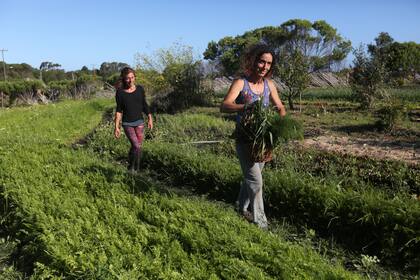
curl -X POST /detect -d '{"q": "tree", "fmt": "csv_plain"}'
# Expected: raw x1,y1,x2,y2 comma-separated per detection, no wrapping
368,32,420,84
278,19,351,72
368,32,394,58
277,49,310,110
276,19,351,109
350,45,386,109
39,61,61,71
39,61,65,83
204,19,351,109
386,42,420,82
203,26,281,77
98,62,129,79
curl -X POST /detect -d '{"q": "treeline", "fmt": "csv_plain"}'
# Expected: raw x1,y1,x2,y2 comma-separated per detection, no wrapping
0,61,130,83
134,19,420,116
1,19,419,114
0,62,133,107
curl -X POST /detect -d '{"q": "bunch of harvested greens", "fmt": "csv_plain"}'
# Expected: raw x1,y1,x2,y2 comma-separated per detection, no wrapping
237,99,303,162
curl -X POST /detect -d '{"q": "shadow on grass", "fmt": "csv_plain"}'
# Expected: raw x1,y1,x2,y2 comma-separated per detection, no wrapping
80,164,160,197
331,123,380,134
71,107,114,148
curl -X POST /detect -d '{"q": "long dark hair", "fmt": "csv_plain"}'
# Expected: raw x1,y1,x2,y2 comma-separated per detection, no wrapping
115,67,136,89
240,43,276,78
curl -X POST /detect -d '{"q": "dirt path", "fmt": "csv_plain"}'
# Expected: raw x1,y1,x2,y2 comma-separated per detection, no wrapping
301,134,419,165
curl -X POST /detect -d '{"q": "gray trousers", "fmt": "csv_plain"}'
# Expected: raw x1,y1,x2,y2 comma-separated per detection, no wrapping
236,142,268,229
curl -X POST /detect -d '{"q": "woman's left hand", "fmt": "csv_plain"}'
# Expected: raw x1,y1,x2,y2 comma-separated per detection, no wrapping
147,114,153,130
278,106,287,117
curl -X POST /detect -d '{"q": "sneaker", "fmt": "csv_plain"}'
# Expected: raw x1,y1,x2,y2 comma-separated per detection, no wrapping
240,210,254,223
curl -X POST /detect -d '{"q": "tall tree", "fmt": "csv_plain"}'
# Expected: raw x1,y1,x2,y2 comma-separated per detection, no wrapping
368,32,420,83
204,19,351,109
278,19,351,72
277,49,310,110
39,61,62,71
39,61,65,83
99,62,130,78
203,26,279,77
350,45,386,109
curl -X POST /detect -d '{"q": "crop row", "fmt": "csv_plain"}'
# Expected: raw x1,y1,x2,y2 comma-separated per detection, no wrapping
145,111,419,197
0,100,359,279
86,113,420,272
140,142,420,270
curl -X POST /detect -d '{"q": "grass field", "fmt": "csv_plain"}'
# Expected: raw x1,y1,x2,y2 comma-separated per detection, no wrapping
0,85,419,279
0,99,366,279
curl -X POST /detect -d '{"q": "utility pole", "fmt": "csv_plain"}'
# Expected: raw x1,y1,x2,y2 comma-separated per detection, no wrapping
1,49,8,81
72,72,77,97
91,64,96,80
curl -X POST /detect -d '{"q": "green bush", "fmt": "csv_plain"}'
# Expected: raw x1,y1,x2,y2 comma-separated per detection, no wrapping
0,80,45,96
375,100,406,131
47,80,76,101
0,80,45,106
151,62,213,113
136,42,213,113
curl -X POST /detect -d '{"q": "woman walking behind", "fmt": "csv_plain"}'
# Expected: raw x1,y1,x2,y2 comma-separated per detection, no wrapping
114,67,153,172
220,44,286,229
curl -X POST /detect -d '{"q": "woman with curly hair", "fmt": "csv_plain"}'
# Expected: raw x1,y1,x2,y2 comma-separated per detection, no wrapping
221,43,286,229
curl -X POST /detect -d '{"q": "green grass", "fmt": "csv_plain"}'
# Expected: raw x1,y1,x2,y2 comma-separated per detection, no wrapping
300,86,420,103
301,87,353,102
389,86,420,103
0,100,360,278
85,106,420,274
88,119,420,273
142,109,419,197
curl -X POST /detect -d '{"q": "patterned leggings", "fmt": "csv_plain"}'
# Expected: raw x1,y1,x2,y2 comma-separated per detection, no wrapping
123,124,144,156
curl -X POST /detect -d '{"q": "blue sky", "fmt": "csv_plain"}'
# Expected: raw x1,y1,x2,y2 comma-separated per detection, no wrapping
1,0,419,71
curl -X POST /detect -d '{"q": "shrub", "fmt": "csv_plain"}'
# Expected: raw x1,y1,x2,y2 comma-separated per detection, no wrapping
0,80,46,106
136,42,213,114
375,99,406,132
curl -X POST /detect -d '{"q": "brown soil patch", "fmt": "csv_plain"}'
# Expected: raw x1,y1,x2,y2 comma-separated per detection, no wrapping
300,134,419,166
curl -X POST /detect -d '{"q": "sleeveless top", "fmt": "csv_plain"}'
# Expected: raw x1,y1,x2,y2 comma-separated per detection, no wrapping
235,78,270,124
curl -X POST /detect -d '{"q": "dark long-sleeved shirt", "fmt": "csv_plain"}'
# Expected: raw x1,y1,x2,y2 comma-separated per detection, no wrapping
115,86,150,123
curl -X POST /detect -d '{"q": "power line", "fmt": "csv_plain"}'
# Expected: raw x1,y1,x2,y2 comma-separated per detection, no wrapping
0,49,8,81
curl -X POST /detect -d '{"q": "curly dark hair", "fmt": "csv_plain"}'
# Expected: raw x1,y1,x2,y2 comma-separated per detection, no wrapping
115,67,136,89
240,43,276,78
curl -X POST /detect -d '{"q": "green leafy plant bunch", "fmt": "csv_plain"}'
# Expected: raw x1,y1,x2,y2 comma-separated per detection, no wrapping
237,98,304,162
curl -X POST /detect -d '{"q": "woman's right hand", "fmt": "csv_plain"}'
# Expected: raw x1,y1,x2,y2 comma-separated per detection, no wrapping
114,127,121,139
